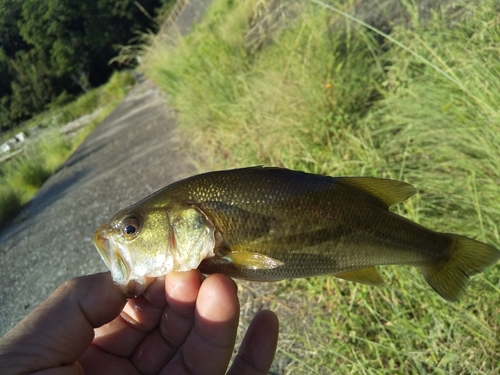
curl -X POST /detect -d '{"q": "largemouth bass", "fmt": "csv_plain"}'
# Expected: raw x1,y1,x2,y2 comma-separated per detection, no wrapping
94,167,500,301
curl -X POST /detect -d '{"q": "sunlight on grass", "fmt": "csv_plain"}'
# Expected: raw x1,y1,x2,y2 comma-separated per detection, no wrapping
0,70,135,225
142,0,500,373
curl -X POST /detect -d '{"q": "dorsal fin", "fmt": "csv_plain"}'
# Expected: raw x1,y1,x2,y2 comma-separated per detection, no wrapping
338,177,416,207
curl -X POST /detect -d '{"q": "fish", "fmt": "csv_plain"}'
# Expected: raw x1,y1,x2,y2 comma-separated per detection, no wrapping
94,166,500,301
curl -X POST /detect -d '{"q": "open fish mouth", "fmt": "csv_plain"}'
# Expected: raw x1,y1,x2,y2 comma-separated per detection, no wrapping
93,225,130,286
93,224,152,297
93,225,112,269
93,224,120,271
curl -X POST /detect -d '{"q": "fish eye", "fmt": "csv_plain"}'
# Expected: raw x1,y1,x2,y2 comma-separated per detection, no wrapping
121,216,140,239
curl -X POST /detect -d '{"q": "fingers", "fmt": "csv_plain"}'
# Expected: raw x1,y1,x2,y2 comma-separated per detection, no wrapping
79,271,202,374
86,270,243,375
81,270,206,375
86,277,168,358
227,310,279,375
160,269,204,344
0,273,126,374
32,362,85,375
1,270,278,375
162,273,240,375
128,270,203,374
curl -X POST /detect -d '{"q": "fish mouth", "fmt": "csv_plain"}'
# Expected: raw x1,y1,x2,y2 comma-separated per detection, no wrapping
93,224,132,287
119,278,154,298
93,224,152,297
93,224,113,269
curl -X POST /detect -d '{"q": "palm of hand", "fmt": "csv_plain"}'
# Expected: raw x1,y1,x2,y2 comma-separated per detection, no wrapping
0,271,277,375
79,271,277,374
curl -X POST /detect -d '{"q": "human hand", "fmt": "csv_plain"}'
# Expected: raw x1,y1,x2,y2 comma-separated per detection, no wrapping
0,271,279,374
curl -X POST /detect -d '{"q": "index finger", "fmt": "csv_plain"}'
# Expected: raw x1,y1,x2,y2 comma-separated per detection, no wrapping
161,273,240,374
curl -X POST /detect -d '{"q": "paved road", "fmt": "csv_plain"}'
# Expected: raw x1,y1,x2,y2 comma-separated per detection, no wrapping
0,80,194,335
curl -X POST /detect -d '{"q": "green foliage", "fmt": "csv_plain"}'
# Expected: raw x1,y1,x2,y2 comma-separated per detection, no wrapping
12,156,52,192
56,70,135,125
0,70,134,225
0,48,14,94
0,0,26,58
145,0,383,170
0,134,68,210
0,185,21,226
9,49,55,120
0,96,13,131
143,0,500,373
0,47,14,128
155,0,179,25
0,0,165,130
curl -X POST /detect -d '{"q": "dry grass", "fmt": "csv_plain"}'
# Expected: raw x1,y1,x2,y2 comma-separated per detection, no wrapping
142,0,500,373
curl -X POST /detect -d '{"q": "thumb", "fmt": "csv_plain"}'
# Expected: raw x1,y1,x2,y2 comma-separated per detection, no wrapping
0,272,126,374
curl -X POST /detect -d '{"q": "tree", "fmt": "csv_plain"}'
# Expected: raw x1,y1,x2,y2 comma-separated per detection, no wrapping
19,0,164,88
0,0,28,58
9,49,55,120
0,48,14,128
0,0,167,130
0,47,14,95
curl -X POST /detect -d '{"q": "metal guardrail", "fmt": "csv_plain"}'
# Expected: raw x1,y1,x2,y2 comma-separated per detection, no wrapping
0,149,23,164
158,0,189,36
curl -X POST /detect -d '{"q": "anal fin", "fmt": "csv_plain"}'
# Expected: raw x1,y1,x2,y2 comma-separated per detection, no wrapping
334,267,385,286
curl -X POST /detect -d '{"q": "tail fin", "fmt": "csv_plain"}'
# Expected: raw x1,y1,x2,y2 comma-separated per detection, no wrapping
421,234,500,302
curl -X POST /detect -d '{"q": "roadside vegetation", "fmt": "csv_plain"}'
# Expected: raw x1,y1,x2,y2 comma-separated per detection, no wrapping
142,0,500,373
0,70,135,225
0,0,174,131
0,0,179,225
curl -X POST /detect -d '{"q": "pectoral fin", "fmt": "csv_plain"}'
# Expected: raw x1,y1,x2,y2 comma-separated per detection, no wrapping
334,267,385,286
223,252,284,270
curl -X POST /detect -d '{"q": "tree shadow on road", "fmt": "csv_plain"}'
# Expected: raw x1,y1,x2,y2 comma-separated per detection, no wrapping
0,169,89,241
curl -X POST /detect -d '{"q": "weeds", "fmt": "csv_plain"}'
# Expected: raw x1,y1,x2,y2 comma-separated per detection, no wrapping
0,70,135,225
142,0,500,373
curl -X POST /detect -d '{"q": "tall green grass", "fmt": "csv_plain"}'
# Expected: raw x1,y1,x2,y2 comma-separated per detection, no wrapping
0,70,135,225
143,0,499,373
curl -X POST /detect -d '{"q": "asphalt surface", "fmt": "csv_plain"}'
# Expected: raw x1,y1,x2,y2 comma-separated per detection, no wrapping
0,80,194,335
0,0,213,338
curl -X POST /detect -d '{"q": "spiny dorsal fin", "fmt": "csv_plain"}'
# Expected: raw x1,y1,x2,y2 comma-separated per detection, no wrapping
334,267,385,286
338,177,416,207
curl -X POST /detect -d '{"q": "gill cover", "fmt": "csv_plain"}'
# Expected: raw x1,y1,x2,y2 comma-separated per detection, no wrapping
94,204,216,296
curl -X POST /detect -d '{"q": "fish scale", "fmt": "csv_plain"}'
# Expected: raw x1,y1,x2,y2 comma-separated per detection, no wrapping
94,166,500,301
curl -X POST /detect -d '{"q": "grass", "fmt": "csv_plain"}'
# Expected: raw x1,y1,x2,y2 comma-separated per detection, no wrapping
0,70,135,225
142,0,500,373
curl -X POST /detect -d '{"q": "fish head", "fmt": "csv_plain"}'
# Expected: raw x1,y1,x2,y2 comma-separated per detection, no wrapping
94,200,216,297
93,205,173,296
